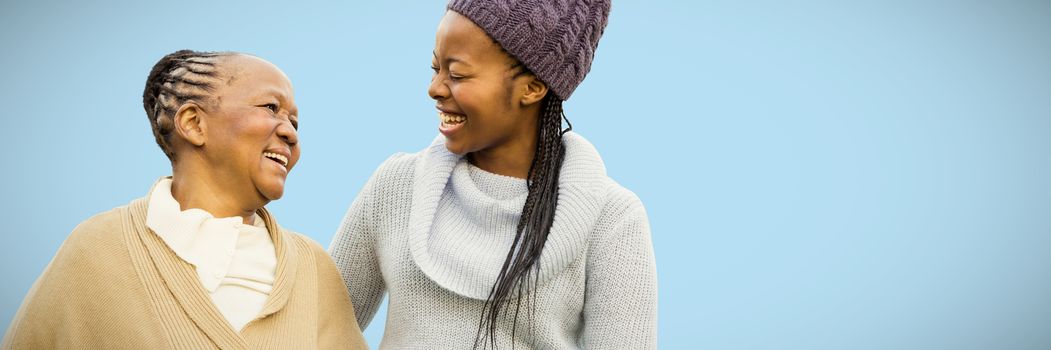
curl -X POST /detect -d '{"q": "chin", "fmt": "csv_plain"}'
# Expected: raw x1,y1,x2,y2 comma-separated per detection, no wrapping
443,141,469,156
257,182,286,202
264,189,285,201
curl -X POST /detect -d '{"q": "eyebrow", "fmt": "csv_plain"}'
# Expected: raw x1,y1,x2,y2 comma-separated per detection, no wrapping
259,89,298,115
260,88,286,98
433,51,471,67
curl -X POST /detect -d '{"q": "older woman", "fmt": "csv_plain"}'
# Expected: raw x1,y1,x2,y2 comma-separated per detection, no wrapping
3,50,366,349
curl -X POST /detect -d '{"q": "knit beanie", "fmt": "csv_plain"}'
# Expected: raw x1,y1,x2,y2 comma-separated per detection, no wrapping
447,0,611,100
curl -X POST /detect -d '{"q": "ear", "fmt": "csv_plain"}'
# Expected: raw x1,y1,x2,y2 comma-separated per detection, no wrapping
173,103,207,147
519,75,548,106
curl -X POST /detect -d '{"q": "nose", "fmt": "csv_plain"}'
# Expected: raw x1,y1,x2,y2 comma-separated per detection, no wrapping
428,74,448,101
277,120,298,146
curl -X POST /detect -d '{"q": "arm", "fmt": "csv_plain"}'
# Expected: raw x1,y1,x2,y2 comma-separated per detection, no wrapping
581,202,658,349
329,169,388,330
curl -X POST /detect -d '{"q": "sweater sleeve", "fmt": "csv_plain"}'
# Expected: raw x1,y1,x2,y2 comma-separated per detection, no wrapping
329,161,390,331
580,201,658,349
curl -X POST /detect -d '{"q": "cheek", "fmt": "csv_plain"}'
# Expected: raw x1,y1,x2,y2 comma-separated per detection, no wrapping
235,119,274,143
449,85,477,112
290,148,302,167
453,84,515,121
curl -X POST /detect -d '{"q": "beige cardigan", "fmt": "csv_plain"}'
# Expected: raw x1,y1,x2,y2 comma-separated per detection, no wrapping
3,190,367,349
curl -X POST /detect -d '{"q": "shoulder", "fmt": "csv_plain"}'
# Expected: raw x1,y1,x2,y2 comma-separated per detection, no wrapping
61,207,130,259
372,135,451,176
364,136,452,195
560,131,646,218
31,207,135,297
351,152,418,212
280,230,349,286
601,180,647,220
563,132,647,222
71,207,125,236
373,136,448,177
5,207,137,349
278,228,326,258
556,131,650,238
281,229,341,268
372,152,417,181
363,147,428,194
588,180,649,252
587,182,655,274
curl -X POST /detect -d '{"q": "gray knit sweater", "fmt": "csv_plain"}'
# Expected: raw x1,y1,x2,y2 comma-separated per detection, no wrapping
330,132,657,349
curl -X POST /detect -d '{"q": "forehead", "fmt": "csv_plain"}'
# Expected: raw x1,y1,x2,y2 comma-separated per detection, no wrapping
216,55,294,98
434,11,509,64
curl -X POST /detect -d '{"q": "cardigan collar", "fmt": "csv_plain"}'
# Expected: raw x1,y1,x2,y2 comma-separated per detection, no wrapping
128,177,298,346
408,132,608,300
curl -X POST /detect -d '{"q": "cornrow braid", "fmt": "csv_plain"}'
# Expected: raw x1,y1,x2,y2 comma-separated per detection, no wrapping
142,49,234,160
475,94,571,349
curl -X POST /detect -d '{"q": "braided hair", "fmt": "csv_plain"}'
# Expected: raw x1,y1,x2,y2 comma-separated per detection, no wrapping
142,50,234,160
474,64,572,349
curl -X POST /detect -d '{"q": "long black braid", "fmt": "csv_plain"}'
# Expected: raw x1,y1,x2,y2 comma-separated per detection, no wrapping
142,50,234,160
475,87,572,349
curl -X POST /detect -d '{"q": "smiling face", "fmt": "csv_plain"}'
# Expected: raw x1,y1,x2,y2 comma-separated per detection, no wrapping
429,10,540,157
202,55,300,204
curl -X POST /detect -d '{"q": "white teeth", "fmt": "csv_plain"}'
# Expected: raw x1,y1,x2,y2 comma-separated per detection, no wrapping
263,152,288,168
438,111,466,124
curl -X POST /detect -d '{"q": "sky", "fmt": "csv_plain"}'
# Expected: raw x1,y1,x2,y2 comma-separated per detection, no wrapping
2,0,1050,348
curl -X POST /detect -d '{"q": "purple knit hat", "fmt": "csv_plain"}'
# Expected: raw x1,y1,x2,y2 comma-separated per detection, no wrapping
447,0,611,100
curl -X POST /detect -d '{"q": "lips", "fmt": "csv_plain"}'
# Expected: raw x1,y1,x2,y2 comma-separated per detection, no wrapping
439,111,465,125
438,108,467,137
263,151,289,170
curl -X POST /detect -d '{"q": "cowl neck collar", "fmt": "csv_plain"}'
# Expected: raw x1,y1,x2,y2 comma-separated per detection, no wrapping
407,132,608,300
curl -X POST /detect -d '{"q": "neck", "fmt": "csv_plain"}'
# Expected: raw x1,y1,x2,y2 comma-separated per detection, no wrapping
469,137,537,180
171,160,262,225
468,106,542,179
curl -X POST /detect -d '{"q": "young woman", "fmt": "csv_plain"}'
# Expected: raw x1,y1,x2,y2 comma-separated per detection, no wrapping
3,50,367,349
330,1,657,348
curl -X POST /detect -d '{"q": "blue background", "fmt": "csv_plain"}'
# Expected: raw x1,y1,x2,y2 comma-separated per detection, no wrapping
2,0,1050,348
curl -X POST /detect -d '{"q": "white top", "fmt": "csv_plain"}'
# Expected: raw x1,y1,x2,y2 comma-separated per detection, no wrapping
145,178,277,331
330,132,657,349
